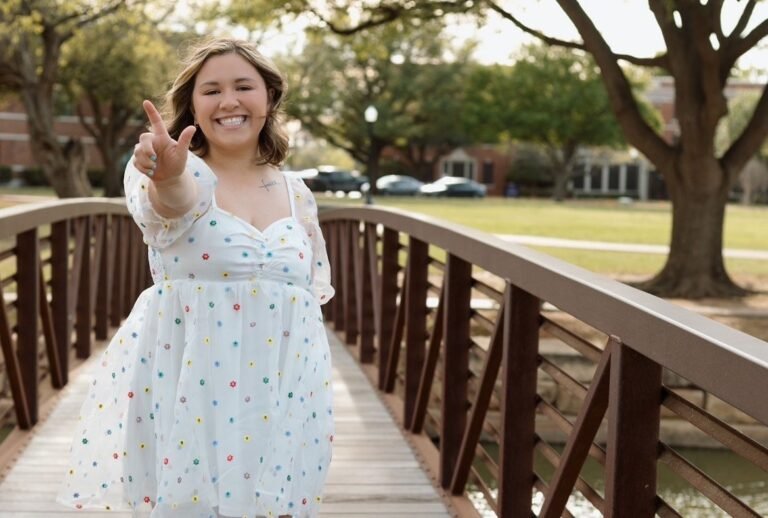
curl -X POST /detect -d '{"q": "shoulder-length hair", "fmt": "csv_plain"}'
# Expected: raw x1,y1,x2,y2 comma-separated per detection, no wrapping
162,37,289,166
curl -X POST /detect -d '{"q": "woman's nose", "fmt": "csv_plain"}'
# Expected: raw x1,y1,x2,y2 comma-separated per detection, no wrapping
220,89,240,109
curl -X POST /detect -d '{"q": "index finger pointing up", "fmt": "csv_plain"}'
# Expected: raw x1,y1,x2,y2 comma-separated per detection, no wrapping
142,100,169,137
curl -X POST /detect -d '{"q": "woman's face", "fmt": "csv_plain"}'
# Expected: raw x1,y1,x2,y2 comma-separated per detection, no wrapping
191,52,270,157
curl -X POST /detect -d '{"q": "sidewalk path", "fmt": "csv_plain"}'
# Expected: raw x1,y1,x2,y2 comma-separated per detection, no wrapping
496,234,768,261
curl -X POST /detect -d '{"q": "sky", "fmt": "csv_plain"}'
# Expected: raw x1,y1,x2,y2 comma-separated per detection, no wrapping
447,0,768,71
238,0,768,75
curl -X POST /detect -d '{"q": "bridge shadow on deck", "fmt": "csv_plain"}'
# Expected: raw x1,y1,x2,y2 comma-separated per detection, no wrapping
0,327,453,518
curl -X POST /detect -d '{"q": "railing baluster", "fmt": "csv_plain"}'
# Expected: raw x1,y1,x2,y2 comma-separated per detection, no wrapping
0,269,32,430
357,223,375,363
343,221,358,345
16,228,39,427
128,226,143,304
604,341,663,516
331,222,345,331
440,253,472,488
410,284,443,433
539,338,615,517
403,237,428,427
451,290,507,494
383,269,406,394
50,220,70,379
378,227,399,389
39,264,63,388
75,215,92,359
95,214,112,339
110,217,125,326
498,285,540,516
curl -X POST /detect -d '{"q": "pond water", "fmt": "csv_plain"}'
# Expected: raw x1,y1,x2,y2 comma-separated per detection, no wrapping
469,447,768,517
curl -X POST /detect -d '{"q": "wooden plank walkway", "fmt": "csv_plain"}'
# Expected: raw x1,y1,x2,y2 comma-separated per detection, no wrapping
0,328,454,517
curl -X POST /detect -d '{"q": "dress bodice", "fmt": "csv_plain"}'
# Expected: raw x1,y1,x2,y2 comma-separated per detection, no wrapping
125,152,334,305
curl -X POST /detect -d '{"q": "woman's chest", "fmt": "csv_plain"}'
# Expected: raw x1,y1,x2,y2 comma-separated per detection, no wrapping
156,212,313,282
214,180,291,233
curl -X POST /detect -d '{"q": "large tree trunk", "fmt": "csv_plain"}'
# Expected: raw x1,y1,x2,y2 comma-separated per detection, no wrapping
38,137,92,198
551,168,569,202
20,81,93,197
100,144,124,197
548,143,577,202
638,158,745,298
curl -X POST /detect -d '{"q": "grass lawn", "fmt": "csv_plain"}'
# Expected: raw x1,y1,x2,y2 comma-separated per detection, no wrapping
318,194,768,281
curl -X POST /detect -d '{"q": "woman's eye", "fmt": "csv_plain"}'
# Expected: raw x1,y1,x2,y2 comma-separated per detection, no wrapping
203,90,219,95
237,85,253,91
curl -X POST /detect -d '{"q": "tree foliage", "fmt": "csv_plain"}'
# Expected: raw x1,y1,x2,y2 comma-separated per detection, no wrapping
502,44,627,199
258,0,768,298
60,12,178,196
278,19,479,180
0,0,135,197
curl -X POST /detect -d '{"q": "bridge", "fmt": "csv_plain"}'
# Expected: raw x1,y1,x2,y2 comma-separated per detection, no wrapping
0,199,765,517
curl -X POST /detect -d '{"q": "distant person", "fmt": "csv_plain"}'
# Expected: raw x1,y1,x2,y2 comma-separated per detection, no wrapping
506,182,519,198
57,37,335,518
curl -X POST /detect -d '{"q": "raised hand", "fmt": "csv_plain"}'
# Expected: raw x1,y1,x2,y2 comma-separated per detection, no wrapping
132,100,196,182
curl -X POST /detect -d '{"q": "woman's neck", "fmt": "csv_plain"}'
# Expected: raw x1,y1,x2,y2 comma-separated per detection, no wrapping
204,149,270,178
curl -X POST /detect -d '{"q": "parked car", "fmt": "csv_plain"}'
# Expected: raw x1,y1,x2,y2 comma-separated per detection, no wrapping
302,166,369,193
376,174,424,196
420,176,487,198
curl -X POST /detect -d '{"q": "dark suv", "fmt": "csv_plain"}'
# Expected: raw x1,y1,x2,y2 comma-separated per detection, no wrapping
305,167,369,193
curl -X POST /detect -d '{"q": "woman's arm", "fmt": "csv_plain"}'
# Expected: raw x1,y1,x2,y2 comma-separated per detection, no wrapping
148,172,199,218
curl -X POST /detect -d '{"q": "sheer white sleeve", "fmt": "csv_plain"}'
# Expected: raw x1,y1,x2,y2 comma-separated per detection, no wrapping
291,177,335,305
124,152,217,249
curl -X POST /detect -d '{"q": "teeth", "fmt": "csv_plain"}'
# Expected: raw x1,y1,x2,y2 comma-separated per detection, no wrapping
218,116,245,126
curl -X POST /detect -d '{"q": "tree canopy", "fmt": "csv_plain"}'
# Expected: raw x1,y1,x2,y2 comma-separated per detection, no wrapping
247,0,768,298
59,12,179,196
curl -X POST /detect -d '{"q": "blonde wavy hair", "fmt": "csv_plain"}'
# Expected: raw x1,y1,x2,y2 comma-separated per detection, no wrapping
162,37,289,166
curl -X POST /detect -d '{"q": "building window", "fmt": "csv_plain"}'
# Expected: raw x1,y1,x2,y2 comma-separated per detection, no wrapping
482,160,494,184
451,161,466,177
443,159,475,179
626,165,639,191
609,165,620,191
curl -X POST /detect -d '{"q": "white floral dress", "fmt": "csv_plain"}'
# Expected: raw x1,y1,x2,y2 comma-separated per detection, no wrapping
56,152,335,518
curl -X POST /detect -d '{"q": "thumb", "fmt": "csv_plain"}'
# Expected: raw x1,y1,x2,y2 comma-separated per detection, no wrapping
177,125,197,150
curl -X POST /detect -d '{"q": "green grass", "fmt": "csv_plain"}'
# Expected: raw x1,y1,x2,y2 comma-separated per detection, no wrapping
321,195,768,250
320,195,768,279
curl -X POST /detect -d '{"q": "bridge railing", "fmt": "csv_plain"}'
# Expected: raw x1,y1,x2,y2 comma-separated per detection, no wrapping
319,205,768,517
0,199,149,431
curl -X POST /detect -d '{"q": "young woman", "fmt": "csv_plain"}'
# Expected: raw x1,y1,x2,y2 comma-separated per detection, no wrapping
57,37,335,518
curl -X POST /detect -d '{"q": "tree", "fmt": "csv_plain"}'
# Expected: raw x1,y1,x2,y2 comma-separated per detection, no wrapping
278,20,475,188
718,92,768,204
60,13,177,196
255,0,768,299
0,0,132,197
502,44,627,200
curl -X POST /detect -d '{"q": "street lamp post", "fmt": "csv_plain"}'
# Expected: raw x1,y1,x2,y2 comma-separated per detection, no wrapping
364,104,378,205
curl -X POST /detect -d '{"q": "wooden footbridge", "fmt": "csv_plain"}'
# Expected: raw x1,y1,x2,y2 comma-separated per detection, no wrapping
0,199,766,517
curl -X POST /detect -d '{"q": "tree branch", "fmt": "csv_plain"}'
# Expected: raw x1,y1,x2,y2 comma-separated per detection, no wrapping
554,0,674,167
76,97,98,139
725,17,768,67
728,0,757,39
721,84,768,179
487,1,668,68
310,1,471,35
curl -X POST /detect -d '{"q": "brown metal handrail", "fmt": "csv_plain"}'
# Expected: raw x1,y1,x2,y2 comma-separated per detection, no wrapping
319,205,768,517
0,198,150,432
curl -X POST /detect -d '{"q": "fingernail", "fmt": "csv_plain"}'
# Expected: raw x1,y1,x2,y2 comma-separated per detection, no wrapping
147,170,154,178
150,155,157,162
151,163,157,170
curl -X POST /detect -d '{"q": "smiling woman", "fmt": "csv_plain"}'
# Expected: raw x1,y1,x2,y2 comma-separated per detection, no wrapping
55,37,336,518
